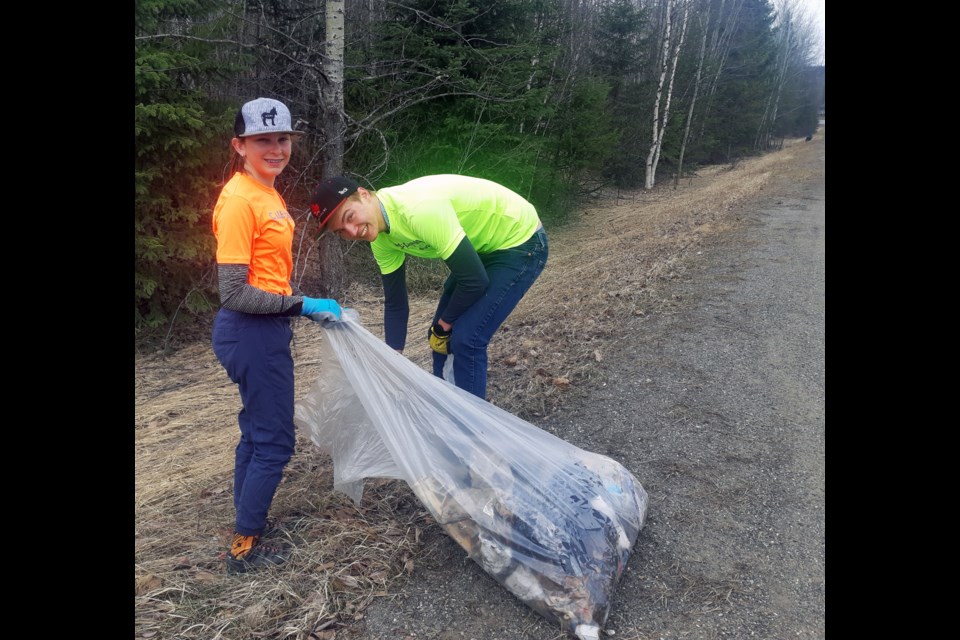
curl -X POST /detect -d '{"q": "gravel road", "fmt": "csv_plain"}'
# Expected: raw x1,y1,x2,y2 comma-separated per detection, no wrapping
342,163,825,640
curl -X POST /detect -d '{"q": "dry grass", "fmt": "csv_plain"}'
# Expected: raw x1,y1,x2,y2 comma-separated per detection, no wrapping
135,134,822,639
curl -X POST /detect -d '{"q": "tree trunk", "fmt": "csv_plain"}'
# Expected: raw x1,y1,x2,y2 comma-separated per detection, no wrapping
695,0,744,145
644,0,671,190
675,1,711,189
645,0,687,191
649,0,688,188
755,6,790,150
755,0,806,150
317,0,346,297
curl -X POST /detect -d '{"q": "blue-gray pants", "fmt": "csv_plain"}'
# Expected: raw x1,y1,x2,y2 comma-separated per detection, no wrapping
431,227,549,399
212,309,295,536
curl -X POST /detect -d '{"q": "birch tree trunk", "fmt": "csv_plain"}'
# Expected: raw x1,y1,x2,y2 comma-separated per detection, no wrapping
644,0,672,190
322,0,346,177
648,0,688,188
316,0,346,296
675,0,711,188
645,0,687,190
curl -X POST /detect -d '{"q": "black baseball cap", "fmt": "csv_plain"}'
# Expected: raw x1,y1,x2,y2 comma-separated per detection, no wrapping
310,176,360,230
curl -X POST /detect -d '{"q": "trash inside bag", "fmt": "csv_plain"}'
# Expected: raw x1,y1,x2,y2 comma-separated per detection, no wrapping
294,309,648,640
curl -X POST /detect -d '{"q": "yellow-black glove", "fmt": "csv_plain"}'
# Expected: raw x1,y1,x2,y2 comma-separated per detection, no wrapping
429,323,451,355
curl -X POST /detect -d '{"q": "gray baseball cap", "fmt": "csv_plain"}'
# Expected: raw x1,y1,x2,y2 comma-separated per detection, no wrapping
233,97,304,137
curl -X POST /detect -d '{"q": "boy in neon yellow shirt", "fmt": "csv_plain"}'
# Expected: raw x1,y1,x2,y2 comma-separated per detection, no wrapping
311,174,548,399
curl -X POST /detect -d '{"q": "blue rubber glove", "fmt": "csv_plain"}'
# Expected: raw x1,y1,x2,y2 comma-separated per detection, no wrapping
301,297,342,322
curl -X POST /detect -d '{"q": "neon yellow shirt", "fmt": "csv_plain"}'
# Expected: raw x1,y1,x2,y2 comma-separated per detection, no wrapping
371,175,540,274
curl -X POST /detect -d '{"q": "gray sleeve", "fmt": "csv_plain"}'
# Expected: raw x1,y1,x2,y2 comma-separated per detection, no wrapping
217,263,303,316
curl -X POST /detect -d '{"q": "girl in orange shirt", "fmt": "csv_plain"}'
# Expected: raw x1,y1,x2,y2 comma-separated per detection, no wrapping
211,97,341,574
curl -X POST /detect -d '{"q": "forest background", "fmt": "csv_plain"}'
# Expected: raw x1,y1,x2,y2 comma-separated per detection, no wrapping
134,0,824,351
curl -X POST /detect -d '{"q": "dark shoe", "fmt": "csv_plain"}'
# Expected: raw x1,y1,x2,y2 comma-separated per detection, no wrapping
225,534,290,575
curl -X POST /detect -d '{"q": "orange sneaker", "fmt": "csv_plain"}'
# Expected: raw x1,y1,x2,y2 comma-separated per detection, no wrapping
225,533,289,574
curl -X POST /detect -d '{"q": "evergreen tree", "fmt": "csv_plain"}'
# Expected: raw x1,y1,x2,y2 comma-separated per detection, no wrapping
343,0,600,223
695,0,778,163
135,0,237,342
593,0,650,189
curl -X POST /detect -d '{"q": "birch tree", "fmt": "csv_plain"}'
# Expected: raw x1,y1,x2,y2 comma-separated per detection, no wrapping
314,0,347,294
674,0,711,188
644,0,688,190
754,0,820,148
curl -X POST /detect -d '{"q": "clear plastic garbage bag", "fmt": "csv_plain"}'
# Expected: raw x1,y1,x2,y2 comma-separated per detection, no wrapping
294,309,648,640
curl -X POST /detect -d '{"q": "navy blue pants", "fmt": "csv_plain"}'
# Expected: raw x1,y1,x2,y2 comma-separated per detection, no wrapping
212,309,296,536
431,227,549,399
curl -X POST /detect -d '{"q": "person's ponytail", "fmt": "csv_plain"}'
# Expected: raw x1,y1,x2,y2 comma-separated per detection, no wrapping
227,140,247,177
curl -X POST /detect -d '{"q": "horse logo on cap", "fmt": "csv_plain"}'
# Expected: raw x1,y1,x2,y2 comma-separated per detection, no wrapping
262,107,278,126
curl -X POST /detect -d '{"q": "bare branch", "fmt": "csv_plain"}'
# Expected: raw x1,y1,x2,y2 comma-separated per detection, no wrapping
135,32,331,86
